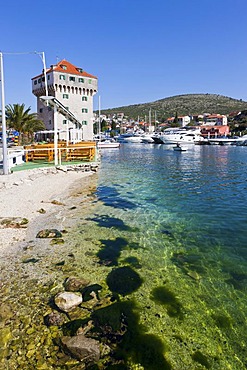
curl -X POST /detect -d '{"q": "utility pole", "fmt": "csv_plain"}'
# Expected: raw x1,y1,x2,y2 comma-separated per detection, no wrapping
0,52,8,175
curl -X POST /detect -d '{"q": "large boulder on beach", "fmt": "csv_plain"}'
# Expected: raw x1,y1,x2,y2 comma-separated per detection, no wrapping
61,334,100,363
54,292,82,312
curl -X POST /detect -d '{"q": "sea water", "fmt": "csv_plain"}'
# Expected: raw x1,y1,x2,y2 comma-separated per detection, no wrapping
88,143,247,369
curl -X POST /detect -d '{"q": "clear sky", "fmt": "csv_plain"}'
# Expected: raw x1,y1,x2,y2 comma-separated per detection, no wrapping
1,0,247,112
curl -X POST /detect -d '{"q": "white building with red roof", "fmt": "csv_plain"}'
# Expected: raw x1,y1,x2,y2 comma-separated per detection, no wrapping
32,59,98,141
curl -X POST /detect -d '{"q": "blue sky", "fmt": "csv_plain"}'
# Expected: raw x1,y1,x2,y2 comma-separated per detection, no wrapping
1,0,247,112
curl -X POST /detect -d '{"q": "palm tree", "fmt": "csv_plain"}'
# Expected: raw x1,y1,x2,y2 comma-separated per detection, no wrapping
5,103,45,144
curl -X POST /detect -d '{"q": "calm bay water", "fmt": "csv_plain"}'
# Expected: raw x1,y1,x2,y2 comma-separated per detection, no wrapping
91,143,247,369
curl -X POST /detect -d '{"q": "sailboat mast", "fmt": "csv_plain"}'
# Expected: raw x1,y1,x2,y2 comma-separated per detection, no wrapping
149,109,151,133
98,95,101,139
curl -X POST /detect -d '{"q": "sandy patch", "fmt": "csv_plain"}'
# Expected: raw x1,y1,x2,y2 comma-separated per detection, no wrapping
0,166,97,255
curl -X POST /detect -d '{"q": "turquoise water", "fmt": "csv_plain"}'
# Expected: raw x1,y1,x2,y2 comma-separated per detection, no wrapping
89,144,247,369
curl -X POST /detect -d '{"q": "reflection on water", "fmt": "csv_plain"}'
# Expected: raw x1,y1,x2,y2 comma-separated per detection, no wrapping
92,144,247,369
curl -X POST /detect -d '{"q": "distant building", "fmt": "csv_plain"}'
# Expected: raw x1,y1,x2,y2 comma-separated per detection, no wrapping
178,115,191,126
163,115,191,127
32,59,98,141
202,114,228,126
200,125,230,138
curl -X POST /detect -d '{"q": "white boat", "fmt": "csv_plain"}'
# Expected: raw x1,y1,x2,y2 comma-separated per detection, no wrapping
151,132,164,144
207,135,247,145
140,133,155,143
117,131,144,143
160,127,205,144
124,134,143,143
97,139,120,149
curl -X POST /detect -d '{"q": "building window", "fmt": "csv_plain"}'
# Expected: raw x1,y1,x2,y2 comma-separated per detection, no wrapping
82,96,87,101
82,121,87,125
47,75,50,80
63,120,67,125
38,78,41,83
78,78,84,83
69,76,75,81
77,68,83,73
63,94,69,99
48,107,52,111
39,108,43,113
42,77,45,82
88,79,92,84
82,108,88,113
61,65,67,70
65,107,69,110
34,80,37,85
60,75,66,80
49,120,52,125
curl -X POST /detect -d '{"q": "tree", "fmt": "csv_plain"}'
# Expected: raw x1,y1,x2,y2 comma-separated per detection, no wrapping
174,111,178,124
5,103,45,144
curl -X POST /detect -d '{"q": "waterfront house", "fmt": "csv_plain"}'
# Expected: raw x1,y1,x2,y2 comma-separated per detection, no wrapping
200,114,229,138
32,60,98,141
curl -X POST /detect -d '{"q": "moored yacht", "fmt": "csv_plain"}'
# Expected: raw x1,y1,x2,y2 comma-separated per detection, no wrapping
207,135,247,145
159,127,205,144
97,139,120,149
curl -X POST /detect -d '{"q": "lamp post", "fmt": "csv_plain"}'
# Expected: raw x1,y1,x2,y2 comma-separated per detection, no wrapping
35,51,48,97
0,52,8,175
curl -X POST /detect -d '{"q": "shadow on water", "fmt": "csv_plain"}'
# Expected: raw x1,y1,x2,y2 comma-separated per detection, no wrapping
97,238,142,267
97,237,129,266
224,270,247,291
87,214,136,231
150,286,184,319
106,266,143,296
96,186,137,210
91,300,171,369
123,256,142,269
171,252,206,275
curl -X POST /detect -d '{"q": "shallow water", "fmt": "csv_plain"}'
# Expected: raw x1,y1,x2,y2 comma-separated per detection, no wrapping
1,144,247,369
87,144,247,369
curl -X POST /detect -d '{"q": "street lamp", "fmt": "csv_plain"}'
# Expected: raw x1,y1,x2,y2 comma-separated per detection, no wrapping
34,51,48,97
0,52,8,175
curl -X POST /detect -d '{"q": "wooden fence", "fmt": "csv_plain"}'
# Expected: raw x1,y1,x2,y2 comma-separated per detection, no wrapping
24,141,97,163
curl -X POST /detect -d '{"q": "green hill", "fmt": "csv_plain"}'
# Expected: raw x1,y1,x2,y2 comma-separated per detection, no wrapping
101,94,247,121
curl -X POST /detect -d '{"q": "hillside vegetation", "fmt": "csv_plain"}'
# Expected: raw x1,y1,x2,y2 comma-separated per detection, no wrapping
102,94,247,121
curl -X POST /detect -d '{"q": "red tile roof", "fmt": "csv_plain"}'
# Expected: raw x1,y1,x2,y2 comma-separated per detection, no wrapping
32,59,97,80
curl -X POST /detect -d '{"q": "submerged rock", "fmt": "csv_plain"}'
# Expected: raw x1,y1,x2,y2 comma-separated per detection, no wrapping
54,292,82,312
44,311,66,327
64,277,90,292
36,229,63,238
187,270,201,280
61,334,100,363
